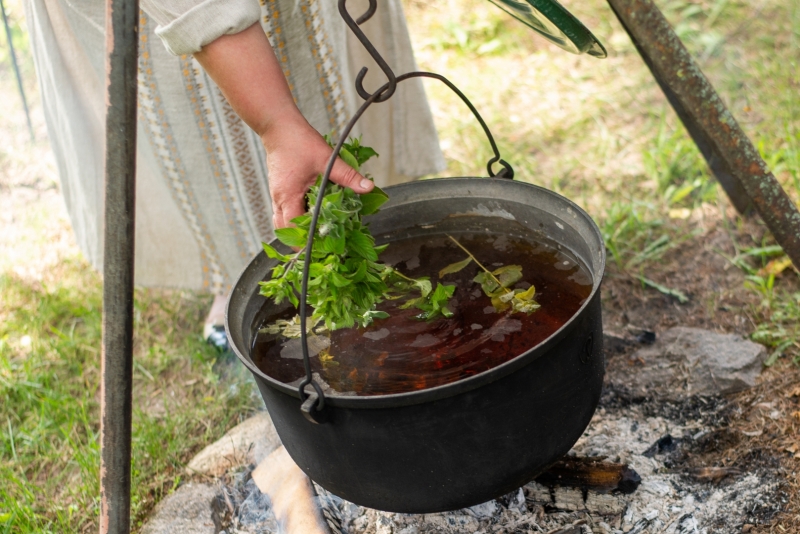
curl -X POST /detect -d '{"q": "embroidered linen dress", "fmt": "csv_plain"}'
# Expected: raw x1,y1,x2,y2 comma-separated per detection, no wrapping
24,0,445,293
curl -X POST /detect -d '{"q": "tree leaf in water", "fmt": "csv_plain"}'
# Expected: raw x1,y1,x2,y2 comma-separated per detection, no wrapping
474,271,499,295
493,264,523,288
439,256,473,278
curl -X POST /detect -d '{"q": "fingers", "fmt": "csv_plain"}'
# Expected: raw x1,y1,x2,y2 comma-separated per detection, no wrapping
281,197,307,226
267,138,374,232
328,157,374,194
272,195,306,230
272,212,282,232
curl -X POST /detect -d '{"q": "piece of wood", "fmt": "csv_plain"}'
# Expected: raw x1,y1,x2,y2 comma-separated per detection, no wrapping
689,466,743,482
526,457,641,515
534,457,641,494
251,446,331,534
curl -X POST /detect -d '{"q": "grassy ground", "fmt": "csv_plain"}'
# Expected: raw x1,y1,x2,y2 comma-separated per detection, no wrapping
0,0,798,531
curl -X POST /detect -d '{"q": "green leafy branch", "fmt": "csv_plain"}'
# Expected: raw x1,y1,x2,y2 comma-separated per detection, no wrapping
258,138,455,335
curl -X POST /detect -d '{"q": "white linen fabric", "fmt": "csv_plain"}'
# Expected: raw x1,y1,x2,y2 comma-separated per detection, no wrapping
143,0,262,56
24,0,445,293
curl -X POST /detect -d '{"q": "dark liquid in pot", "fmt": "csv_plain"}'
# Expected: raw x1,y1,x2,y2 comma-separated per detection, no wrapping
251,231,593,396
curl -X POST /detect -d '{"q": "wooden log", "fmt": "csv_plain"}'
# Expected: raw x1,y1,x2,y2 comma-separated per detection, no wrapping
525,457,641,515
534,457,642,494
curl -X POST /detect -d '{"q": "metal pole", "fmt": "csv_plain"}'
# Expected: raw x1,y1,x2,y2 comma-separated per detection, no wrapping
606,0,800,269
100,0,138,530
0,0,34,142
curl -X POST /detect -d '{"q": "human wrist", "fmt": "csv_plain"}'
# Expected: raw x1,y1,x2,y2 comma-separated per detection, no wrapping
259,112,317,153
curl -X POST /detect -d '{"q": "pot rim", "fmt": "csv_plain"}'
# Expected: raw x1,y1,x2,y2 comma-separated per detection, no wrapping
226,177,606,409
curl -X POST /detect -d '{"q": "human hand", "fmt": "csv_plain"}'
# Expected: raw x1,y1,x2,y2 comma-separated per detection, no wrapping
262,118,374,229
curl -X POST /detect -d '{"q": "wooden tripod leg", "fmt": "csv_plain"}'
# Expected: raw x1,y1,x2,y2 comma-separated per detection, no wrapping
606,0,800,269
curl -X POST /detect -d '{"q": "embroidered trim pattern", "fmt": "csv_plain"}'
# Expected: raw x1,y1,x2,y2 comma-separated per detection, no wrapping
181,57,252,263
299,0,348,132
259,0,299,103
218,95,274,242
138,14,226,292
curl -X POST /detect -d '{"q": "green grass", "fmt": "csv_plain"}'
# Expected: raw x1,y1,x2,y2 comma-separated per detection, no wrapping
722,241,800,366
751,291,800,366
642,117,717,207
0,256,257,532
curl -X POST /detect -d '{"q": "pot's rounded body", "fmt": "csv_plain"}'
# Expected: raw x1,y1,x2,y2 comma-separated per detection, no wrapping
227,178,606,513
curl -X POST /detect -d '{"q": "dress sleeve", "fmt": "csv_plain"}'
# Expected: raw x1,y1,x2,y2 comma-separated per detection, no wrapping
141,0,261,56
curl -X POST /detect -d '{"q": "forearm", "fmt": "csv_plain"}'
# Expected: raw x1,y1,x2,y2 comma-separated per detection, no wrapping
191,22,371,229
193,23,307,149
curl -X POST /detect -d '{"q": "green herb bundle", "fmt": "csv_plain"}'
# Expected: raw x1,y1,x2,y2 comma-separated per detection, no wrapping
258,138,455,333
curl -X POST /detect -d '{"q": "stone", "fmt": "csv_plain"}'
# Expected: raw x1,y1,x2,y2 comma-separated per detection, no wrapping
606,327,766,400
186,412,281,477
141,483,222,534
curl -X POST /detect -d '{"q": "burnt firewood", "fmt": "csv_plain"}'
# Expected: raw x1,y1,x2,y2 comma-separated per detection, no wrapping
689,466,743,482
534,456,641,495
526,457,641,515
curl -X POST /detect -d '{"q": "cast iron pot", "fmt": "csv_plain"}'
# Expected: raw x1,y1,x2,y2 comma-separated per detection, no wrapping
226,177,606,513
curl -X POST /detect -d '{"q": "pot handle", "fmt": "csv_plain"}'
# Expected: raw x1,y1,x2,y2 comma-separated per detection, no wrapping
296,1,515,423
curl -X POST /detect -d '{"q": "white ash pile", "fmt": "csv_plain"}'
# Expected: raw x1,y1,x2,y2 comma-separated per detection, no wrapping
305,411,780,534
218,473,278,534
214,401,782,534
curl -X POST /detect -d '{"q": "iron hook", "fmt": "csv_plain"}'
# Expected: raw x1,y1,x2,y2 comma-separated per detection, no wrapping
339,0,398,102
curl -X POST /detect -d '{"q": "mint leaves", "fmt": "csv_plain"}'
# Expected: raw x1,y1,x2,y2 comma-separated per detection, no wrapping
259,139,540,339
258,138,455,334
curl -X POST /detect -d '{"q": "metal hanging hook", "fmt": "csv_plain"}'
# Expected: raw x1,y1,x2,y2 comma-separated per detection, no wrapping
339,0,398,103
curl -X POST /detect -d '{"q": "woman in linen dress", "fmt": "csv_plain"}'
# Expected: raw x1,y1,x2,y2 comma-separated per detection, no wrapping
24,0,444,339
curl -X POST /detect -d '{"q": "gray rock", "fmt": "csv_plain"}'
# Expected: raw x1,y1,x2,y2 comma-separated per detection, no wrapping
607,327,766,399
186,412,281,477
141,483,222,534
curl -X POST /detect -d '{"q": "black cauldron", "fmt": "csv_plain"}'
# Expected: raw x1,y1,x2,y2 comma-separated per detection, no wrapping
226,177,606,513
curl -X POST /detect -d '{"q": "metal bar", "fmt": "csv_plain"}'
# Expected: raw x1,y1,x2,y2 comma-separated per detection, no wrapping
606,0,800,268
339,0,397,103
0,0,34,142
100,0,138,530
